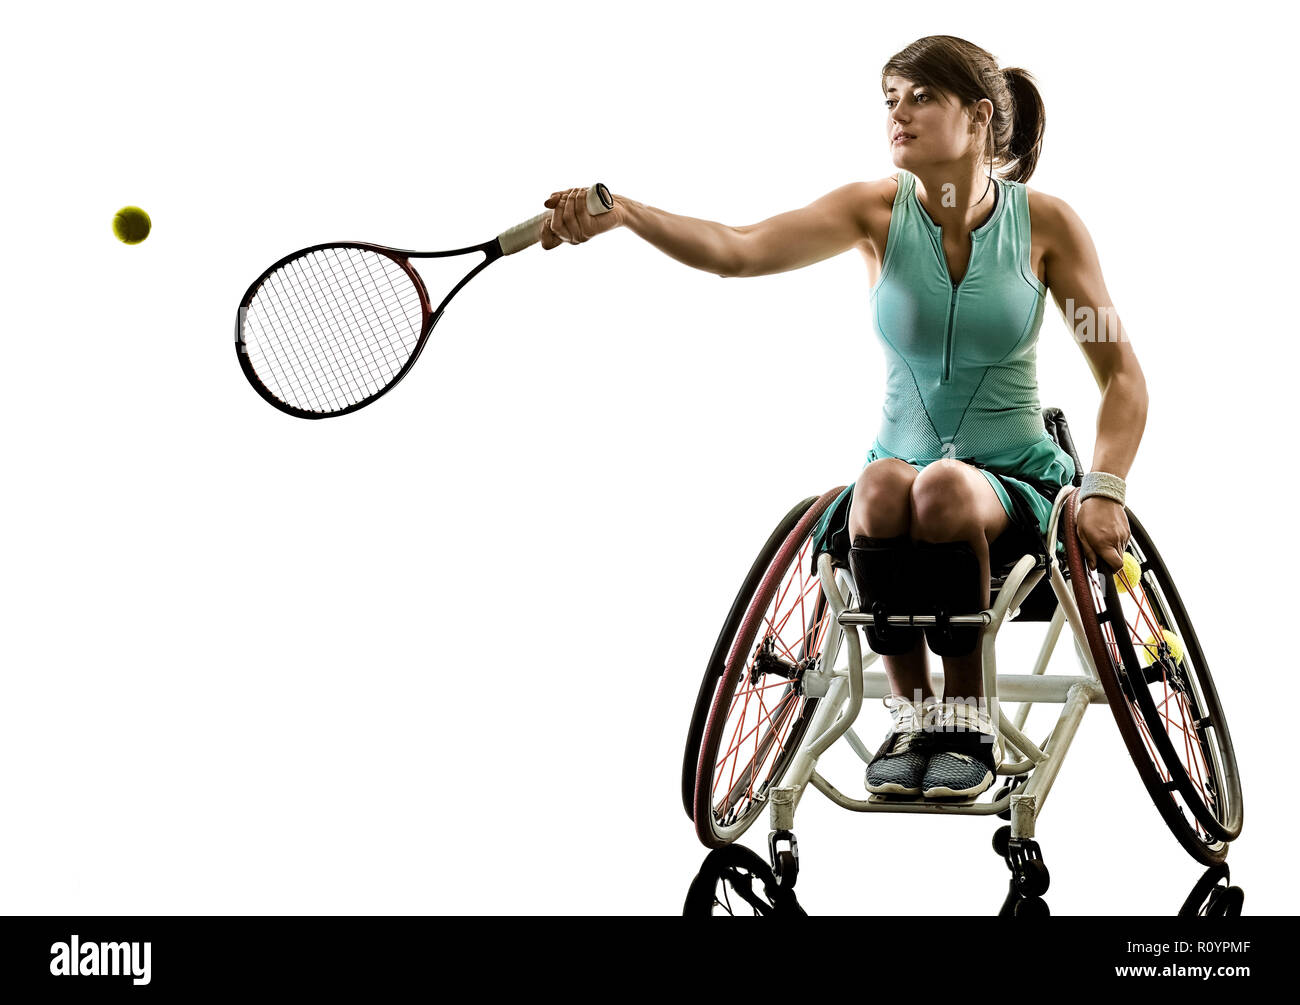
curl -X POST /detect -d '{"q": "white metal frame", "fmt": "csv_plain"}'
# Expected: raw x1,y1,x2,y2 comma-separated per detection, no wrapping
765,483,1106,843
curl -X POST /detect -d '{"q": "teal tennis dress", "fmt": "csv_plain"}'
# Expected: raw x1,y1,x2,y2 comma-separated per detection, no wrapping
814,168,1076,564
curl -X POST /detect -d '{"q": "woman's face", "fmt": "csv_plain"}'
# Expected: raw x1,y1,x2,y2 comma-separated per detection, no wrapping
883,75,986,169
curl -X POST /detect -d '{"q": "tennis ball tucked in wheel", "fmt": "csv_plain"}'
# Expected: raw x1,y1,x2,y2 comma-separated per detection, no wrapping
1114,551,1141,593
1140,629,1185,667
113,206,151,244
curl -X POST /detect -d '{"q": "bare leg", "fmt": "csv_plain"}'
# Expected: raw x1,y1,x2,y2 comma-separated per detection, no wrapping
907,460,1012,707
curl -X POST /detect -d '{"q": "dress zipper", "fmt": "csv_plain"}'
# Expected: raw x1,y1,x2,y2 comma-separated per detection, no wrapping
938,183,995,385
942,277,958,384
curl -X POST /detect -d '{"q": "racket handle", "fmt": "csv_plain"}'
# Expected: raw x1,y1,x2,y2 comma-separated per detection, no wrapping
497,182,613,256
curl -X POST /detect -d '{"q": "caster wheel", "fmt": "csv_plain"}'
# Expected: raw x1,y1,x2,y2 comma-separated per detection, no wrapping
1013,857,1051,899
992,825,1011,859
772,847,799,891
768,829,799,890
1013,895,1050,918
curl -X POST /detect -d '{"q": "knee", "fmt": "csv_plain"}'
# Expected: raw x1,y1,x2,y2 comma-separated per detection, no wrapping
910,462,981,541
847,459,915,537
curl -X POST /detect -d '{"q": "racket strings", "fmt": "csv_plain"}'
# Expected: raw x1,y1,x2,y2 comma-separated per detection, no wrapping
280,250,417,400
242,247,425,414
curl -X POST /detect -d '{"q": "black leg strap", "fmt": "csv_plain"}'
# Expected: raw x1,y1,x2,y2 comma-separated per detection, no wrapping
848,534,920,656
912,540,984,657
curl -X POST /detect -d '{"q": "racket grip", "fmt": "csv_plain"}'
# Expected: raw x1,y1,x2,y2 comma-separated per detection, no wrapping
497,183,613,256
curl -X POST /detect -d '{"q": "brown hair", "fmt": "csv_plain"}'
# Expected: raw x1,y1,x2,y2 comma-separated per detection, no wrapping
882,36,1045,183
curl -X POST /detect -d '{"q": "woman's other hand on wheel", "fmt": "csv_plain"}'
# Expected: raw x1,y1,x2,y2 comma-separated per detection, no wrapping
1076,496,1131,573
540,186,624,250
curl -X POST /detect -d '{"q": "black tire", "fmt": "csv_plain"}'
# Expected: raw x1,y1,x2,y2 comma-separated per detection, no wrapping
1064,491,1243,866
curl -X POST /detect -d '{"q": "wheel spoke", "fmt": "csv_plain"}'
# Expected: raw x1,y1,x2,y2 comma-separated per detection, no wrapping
714,689,799,812
711,576,830,820
767,576,822,639
716,684,798,772
724,671,804,721
1065,496,1238,858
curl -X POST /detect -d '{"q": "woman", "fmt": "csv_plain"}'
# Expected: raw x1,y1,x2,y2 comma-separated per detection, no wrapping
540,35,1146,801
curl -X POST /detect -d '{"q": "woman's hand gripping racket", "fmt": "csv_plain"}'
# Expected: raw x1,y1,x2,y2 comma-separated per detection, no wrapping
236,182,614,418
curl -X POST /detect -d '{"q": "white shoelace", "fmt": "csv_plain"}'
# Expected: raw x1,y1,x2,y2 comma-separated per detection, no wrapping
880,695,1005,766
881,694,938,756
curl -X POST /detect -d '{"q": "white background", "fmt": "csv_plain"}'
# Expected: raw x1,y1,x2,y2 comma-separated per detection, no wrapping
2,0,1294,915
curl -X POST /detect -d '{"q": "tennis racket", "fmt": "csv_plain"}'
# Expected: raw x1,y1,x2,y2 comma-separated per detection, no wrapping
235,182,613,419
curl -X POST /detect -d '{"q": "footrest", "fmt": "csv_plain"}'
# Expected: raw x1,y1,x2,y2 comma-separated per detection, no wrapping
866,791,922,805
866,791,980,807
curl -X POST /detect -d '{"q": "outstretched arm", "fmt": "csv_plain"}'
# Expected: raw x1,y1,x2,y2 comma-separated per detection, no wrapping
542,183,873,278
1040,192,1150,572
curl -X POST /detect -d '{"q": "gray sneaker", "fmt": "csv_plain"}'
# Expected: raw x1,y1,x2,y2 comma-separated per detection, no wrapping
865,694,940,797
921,702,1004,799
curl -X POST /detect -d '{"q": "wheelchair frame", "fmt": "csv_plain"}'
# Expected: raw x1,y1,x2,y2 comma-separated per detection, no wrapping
766,482,1101,844
687,408,1241,911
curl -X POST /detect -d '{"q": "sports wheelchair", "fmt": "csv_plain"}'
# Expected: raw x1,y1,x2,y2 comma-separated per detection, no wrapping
680,407,1242,915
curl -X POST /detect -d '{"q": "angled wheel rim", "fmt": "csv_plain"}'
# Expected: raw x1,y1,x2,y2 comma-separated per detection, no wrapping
1063,490,1236,863
1119,508,1242,841
680,496,817,820
692,487,843,847
1098,511,1241,842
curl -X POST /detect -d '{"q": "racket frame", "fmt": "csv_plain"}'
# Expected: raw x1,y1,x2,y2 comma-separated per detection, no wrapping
236,183,611,419
235,238,502,420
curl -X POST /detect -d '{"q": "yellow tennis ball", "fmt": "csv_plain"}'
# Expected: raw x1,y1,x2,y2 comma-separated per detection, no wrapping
112,206,151,245
1114,552,1141,593
1140,629,1184,667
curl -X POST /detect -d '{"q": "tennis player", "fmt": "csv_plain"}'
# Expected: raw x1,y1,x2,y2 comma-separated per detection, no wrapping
542,35,1146,801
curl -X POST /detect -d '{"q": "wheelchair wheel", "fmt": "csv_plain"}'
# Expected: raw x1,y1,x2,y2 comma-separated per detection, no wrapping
1063,490,1242,866
681,496,818,819
691,487,844,848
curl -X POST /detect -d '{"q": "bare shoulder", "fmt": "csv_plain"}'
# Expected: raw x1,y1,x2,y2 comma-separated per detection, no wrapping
815,176,899,209
818,177,896,213
869,174,903,209
856,175,903,252
795,178,899,255
1024,185,1090,248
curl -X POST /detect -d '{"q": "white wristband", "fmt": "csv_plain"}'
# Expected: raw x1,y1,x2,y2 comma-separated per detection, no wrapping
1078,471,1126,507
